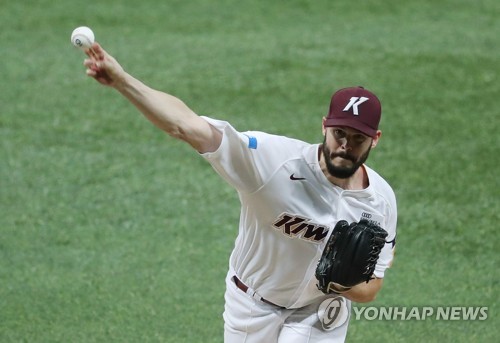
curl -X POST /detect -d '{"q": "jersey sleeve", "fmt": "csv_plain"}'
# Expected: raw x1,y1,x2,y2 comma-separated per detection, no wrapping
373,190,397,278
199,116,305,194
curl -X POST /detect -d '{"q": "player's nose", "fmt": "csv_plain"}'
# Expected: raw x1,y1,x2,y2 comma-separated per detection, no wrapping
338,138,352,151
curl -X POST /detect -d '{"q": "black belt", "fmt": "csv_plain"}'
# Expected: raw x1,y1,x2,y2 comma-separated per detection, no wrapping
232,276,285,309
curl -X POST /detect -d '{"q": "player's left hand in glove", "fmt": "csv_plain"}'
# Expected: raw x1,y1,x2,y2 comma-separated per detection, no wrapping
315,219,388,294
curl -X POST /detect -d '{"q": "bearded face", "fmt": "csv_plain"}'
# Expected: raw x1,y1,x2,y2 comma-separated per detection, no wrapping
321,130,372,179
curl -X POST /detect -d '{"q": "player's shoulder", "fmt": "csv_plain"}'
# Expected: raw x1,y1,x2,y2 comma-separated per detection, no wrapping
365,165,397,202
243,130,311,156
200,116,310,152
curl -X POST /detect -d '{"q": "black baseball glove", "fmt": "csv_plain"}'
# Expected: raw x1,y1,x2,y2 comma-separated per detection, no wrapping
315,219,388,294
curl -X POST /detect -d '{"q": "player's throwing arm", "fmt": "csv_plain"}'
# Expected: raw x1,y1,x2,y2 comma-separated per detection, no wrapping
71,26,221,153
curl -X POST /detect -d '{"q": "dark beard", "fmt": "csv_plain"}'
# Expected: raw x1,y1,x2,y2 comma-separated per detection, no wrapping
322,139,371,179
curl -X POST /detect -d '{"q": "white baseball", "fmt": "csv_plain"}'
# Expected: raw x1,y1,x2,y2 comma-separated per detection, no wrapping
71,26,95,49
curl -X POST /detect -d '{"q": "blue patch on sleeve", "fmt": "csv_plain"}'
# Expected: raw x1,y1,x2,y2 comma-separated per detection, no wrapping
247,136,257,149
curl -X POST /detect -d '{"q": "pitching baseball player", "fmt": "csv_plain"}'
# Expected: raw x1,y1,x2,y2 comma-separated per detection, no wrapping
83,42,397,343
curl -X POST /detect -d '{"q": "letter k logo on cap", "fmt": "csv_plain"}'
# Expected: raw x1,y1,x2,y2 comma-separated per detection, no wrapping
343,97,369,115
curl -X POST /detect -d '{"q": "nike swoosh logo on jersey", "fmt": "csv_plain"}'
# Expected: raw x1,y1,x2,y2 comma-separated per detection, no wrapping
290,173,306,181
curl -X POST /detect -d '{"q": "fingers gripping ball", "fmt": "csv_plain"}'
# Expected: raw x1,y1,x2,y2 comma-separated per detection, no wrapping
315,219,388,294
71,26,95,49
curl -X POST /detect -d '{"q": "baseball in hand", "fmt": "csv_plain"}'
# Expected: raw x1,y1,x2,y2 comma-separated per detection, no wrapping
71,26,95,49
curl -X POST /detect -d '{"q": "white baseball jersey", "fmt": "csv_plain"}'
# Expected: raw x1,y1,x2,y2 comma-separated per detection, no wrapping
201,117,397,309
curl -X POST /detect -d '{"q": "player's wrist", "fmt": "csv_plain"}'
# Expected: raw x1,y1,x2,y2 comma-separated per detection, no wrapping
328,282,352,294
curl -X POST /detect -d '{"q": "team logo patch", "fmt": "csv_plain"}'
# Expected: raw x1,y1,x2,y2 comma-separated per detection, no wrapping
343,96,369,115
317,296,349,331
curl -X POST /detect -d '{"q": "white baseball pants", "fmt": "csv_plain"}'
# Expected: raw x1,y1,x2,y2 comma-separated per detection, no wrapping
223,273,351,343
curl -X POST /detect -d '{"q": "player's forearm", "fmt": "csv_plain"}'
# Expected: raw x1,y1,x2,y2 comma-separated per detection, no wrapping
343,278,383,303
112,73,222,152
83,43,220,152
114,73,197,139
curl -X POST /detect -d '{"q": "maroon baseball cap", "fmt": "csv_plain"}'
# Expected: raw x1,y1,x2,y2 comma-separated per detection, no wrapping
324,86,382,137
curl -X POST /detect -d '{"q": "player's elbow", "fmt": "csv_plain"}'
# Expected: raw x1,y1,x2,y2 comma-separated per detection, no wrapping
347,278,383,303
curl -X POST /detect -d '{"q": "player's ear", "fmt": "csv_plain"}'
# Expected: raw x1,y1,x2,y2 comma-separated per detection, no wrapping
371,130,382,148
322,117,327,136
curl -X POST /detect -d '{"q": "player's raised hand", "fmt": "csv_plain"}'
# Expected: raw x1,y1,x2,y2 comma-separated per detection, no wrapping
84,43,125,87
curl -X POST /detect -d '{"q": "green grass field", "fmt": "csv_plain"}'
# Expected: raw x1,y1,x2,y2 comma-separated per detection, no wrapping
1,0,498,342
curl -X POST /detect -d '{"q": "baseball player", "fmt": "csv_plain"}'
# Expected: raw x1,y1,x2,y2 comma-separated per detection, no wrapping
83,42,397,343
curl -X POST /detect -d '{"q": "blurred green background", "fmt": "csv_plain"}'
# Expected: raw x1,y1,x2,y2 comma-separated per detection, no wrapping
1,0,498,342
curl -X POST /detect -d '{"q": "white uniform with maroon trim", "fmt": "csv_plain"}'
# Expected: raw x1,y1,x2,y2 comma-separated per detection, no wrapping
200,117,397,343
